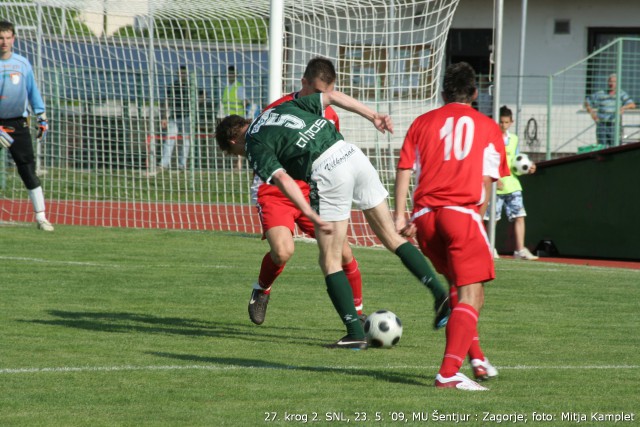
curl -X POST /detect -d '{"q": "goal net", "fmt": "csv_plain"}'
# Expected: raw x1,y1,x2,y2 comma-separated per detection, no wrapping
0,0,459,246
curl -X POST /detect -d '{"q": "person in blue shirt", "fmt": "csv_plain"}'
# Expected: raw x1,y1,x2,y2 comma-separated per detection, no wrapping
0,20,52,231
585,74,636,146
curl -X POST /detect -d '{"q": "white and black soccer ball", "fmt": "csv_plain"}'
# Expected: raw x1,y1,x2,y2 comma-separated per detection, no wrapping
512,153,533,176
364,310,403,348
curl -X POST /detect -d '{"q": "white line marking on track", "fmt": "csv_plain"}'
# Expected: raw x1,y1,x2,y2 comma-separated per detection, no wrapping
1,364,637,375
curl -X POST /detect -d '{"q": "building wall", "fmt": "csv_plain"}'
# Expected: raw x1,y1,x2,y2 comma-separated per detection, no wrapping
453,0,640,76
452,0,640,155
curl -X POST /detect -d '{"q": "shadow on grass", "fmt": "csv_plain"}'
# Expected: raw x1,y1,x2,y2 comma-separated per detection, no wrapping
22,310,328,347
150,351,427,386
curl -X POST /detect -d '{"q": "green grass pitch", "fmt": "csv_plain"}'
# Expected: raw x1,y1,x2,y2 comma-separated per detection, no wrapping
1,225,638,426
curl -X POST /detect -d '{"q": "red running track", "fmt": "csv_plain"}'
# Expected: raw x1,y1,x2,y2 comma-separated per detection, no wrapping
3,198,639,269
0,199,381,245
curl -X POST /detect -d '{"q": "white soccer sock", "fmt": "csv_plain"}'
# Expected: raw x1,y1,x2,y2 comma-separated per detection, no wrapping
28,186,47,220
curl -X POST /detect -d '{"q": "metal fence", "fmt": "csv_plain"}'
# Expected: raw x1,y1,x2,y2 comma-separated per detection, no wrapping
487,37,640,161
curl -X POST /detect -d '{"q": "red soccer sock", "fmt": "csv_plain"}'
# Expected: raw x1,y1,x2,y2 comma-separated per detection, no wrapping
342,257,363,315
438,303,479,378
446,287,485,362
257,252,285,294
468,331,485,361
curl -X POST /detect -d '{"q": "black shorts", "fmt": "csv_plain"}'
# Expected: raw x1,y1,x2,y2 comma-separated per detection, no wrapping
0,117,34,165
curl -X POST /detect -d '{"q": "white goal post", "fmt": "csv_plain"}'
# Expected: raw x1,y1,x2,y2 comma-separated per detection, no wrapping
0,0,460,246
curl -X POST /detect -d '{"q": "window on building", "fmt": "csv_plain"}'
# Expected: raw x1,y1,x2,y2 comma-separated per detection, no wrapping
554,20,570,35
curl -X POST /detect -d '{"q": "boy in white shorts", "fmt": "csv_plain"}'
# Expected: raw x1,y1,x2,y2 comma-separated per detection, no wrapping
216,90,450,349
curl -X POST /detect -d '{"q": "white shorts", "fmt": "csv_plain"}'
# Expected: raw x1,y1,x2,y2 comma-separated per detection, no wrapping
310,141,388,221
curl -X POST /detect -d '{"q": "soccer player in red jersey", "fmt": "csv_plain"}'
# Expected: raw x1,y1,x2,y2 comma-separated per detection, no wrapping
217,88,450,349
248,58,364,326
394,62,510,390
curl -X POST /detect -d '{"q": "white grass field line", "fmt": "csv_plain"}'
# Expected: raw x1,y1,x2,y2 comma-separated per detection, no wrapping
1,363,637,376
3,255,637,275
497,263,640,274
0,254,311,271
0,256,112,267
0,255,234,269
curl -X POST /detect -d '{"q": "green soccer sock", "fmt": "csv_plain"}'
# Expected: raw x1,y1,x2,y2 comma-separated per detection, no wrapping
395,242,447,302
325,271,365,339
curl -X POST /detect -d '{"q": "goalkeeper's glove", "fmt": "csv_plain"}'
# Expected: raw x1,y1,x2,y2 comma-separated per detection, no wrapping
36,113,48,141
0,126,14,149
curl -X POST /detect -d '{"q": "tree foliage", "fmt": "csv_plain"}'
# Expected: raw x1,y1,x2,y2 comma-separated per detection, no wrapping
6,2,94,37
112,18,268,44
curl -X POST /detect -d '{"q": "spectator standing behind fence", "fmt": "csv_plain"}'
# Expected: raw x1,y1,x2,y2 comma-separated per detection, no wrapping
222,65,250,169
584,73,636,147
197,89,212,134
160,65,192,171
0,20,53,231
222,65,250,118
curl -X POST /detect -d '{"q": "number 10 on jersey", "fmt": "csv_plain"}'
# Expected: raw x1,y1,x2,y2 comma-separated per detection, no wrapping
440,116,475,161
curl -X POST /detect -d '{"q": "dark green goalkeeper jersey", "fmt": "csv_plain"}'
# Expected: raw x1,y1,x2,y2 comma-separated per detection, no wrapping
245,93,344,183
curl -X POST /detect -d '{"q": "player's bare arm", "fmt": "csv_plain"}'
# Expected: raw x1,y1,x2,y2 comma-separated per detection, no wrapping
479,176,493,218
394,168,415,237
271,170,332,235
321,90,393,134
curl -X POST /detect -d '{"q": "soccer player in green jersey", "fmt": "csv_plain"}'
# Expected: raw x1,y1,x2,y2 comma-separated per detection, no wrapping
216,90,449,349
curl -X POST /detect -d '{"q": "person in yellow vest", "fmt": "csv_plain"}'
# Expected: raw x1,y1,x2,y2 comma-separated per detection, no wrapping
485,105,539,260
222,65,249,117
222,65,250,169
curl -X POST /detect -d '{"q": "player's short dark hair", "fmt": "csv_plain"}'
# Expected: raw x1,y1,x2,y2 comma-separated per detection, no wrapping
0,20,15,35
215,115,251,152
303,57,336,85
228,65,236,74
442,62,477,104
499,105,513,119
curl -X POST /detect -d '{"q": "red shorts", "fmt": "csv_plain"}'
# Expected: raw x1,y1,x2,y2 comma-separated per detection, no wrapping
413,206,495,287
256,182,316,239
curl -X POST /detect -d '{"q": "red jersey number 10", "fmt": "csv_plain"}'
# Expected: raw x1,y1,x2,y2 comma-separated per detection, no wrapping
440,116,475,161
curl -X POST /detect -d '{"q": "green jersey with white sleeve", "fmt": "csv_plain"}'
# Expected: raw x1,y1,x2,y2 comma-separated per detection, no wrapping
245,93,343,183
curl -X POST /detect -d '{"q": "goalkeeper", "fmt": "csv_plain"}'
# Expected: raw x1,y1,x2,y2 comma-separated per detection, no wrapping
0,20,53,231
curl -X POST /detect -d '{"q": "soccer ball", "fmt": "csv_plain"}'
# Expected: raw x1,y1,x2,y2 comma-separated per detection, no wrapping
364,310,403,348
512,153,533,176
